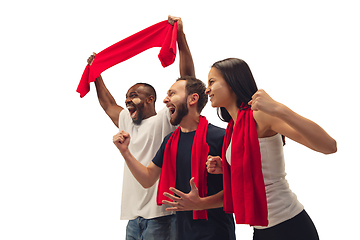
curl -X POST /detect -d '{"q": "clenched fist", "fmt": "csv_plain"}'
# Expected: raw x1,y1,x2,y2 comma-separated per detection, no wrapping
113,130,131,153
206,155,223,174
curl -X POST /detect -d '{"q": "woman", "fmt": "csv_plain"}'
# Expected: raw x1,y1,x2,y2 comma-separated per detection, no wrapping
205,58,336,240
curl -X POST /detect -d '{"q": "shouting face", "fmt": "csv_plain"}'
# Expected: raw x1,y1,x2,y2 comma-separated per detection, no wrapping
163,80,189,126
125,84,150,125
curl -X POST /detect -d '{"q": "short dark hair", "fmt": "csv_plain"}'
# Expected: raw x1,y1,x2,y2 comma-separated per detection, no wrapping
136,82,157,103
211,58,258,122
176,76,208,113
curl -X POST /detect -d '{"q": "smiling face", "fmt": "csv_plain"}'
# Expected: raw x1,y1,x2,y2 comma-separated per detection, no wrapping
163,80,189,126
125,84,150,125
205,67,237,108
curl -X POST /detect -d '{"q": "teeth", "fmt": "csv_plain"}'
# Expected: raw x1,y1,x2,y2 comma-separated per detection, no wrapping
127,105,137,118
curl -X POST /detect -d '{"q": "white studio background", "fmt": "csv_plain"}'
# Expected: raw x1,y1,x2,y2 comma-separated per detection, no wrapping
1,0,358,239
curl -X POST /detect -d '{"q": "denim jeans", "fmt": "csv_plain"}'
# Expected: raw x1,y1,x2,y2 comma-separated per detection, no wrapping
125,214,177,240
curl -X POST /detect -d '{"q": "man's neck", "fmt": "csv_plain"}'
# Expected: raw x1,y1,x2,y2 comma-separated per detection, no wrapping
179,113,200,133
143,109,157,120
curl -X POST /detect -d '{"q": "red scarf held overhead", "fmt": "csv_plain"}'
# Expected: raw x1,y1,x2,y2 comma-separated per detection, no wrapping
222,107,268,226
77,20,177,98
157,116,209,220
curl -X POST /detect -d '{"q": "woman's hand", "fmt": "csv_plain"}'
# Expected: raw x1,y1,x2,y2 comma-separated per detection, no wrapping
249,89,284,117
250,90,337,154
206,155,223,174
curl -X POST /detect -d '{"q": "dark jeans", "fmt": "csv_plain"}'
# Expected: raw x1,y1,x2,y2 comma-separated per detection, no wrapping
253,210,319,240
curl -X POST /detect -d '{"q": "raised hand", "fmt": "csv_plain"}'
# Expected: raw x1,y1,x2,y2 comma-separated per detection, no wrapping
168,15,183,32
87,52,96,66
248,89,283,117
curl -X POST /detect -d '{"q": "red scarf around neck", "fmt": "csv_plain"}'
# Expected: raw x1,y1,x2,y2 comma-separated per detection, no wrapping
222,107,268,226
77,20,177,98
157,116,209,220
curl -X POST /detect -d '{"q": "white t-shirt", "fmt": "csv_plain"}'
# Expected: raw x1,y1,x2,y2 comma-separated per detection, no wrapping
226,133,304,229
118,107,177,220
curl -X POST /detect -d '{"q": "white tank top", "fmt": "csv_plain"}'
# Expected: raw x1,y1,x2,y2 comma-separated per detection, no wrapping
226,133,304,228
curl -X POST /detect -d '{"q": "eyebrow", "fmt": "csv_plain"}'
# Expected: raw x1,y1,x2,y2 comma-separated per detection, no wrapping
126,91,137,98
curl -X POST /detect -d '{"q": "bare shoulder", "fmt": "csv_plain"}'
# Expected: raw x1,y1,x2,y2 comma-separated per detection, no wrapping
252,110,278,138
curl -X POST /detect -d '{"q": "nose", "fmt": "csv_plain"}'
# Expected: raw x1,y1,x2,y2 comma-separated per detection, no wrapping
163,96,169,104
205,86,210,95
126,94,136,104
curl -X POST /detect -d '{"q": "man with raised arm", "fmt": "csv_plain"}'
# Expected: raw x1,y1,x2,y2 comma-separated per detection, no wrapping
89,16,194,240
113,76,236,240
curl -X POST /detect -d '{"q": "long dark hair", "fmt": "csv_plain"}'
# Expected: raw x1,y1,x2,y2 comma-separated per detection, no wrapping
211,58,258,122
212,58,286,145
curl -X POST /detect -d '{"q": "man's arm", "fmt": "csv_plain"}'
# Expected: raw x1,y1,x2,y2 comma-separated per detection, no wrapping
113,130,161,188
88,54,123,127
168,16,195,77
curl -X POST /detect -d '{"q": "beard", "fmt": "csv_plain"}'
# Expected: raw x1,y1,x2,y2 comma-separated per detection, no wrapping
132,102,145,125
170,100,189,126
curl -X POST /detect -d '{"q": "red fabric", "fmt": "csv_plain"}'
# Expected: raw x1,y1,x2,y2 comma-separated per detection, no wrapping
222,107,268,226
157,116,209,220
77,20,177,98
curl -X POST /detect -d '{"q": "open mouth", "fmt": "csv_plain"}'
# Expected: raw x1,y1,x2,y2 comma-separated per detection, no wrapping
167,105,176,116
209,94,214,101
127,105,137,118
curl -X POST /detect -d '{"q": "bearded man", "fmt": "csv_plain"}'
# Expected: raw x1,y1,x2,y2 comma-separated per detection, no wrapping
89,16,194,240
113,76,236,240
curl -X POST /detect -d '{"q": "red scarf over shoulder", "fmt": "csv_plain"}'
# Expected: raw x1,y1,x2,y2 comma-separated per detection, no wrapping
222,107,268,226
157,116,209,220
77,20,177,98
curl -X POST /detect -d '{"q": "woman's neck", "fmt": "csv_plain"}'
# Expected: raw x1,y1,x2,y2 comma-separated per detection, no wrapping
226,103,240,123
